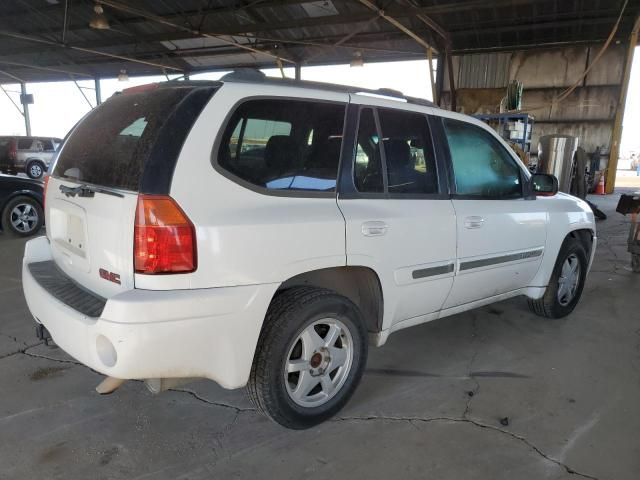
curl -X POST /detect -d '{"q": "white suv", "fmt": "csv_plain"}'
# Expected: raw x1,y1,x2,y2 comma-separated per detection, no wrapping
22,71,596,429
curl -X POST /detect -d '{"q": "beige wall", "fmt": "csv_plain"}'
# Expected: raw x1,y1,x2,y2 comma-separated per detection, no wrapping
441,44,627,155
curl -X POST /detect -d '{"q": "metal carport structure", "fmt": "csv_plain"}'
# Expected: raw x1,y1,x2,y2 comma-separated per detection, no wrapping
0,0,638,190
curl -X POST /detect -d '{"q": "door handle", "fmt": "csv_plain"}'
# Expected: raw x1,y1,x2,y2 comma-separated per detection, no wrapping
464,216,485,229
362,221,388,237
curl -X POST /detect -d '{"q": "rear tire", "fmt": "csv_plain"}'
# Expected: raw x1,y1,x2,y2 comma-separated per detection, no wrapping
247,286,368,429
26,161,45,179
528,236,588,318
1,195,43,237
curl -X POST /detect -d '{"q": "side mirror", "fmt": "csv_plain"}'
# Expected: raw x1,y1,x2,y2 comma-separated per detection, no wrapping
531,173,558,196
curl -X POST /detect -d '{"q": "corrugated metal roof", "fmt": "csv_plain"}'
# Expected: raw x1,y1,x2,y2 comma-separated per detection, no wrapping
0,0,637,83
457,52,511,88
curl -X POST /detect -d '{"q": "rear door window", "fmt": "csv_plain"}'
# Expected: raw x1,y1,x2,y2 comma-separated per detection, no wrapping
378,108,438,194
217,99,346,192
353,108,383,193
53,88,192,191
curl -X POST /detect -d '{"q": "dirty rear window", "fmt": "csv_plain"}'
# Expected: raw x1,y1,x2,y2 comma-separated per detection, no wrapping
53,88,190,191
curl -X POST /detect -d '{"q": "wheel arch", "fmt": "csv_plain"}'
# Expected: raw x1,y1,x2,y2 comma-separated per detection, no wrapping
567,227,595,258
274,266,384,335
530,225,595,290
25,157,46,166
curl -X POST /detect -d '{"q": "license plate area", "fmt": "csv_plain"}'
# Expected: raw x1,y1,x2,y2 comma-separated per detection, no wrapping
49,199,90,272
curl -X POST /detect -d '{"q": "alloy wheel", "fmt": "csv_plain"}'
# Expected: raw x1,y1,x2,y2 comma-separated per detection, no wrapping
29,164,43,178
10,203,39,233
284,318,354,408
557,253,581,306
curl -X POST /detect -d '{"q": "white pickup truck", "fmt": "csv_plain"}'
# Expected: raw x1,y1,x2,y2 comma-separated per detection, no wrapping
22,71,595,429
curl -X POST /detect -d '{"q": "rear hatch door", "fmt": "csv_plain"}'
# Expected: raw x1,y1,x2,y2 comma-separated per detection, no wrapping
46,85,211,299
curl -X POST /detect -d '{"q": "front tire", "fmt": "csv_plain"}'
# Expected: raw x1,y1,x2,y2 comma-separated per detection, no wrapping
26,161,45,179
528,236,588,318
2,195,44,237
247,287,368,429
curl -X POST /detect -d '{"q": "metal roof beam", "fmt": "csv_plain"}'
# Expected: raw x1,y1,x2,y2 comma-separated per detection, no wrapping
0,59,92,78
96,0,296,64
449,15,632,36
355,0,440,50
6,0,547,42
2,8,633,60
0,29,184,71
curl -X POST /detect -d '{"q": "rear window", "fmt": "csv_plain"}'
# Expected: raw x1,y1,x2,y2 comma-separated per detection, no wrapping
53,88,191,191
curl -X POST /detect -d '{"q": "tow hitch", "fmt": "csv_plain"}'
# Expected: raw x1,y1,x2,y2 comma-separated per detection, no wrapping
35,324,52,346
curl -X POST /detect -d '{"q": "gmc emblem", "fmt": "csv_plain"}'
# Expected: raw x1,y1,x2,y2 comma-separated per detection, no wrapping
99,268,121,285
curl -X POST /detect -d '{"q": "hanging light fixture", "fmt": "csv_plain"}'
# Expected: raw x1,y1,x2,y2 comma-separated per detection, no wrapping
89,4,110,30
118,69,129,82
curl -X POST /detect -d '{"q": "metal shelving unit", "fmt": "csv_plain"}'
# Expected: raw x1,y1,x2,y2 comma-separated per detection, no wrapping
473,113,534,153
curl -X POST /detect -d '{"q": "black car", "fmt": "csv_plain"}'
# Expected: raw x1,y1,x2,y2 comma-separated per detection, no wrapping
0,174,44,237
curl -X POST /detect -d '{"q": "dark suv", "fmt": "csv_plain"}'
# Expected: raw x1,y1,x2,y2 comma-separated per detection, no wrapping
0,136,62,179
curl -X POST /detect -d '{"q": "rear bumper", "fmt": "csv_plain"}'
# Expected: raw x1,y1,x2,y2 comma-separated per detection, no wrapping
0,161,17,170
22,236,278,389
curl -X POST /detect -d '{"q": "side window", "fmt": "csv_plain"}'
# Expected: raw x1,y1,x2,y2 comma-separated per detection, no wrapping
218,99,345,192
443,119,522,198
353,108,383,193
40,139,55,151
378,109,438,194
17,139,32,150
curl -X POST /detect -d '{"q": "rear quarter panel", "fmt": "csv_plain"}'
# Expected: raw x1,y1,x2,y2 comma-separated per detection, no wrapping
135,83,350,290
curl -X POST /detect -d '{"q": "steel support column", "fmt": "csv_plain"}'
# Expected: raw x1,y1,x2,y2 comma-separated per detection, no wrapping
445,46,456,112
294,63,301,80
435,52,445,107
606,16,639,194
94,77,102,105
427,47,436,102
20,82,31,136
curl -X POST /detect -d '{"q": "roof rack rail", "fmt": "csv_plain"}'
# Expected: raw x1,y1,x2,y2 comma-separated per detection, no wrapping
219,68,437,109
220,68,266,82
405,95,436,107
374,88,405,99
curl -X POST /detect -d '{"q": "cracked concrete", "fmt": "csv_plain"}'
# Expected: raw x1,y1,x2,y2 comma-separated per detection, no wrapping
0,191,639,480
333,415,599,480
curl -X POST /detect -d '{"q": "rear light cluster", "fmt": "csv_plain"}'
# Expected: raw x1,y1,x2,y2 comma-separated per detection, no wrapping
134,195,197,274
7,139,17,161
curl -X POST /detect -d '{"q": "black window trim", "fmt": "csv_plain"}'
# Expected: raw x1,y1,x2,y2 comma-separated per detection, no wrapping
210,95,349,199
437,115,530,201
338,104,449,201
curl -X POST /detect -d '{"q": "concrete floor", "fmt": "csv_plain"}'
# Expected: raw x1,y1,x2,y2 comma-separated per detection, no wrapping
1,191,638,480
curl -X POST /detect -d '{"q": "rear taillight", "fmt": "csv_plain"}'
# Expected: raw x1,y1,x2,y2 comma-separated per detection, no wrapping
134,195,196,274
8,139,16,161
43,175,49,210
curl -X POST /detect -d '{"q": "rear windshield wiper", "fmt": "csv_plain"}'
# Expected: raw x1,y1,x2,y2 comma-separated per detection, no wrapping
59,184,124,198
